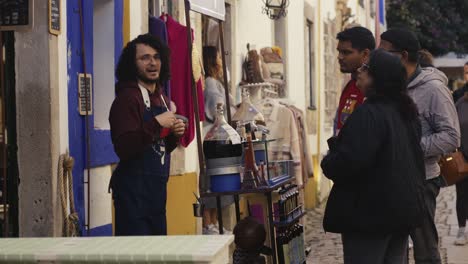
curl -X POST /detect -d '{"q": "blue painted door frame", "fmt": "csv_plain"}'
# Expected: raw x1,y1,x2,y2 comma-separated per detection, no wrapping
67,0,123,236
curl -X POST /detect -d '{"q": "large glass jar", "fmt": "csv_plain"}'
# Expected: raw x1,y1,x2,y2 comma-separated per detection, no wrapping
203,103,243,159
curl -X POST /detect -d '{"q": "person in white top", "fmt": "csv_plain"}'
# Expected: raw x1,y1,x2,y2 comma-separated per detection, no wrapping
202,46,234,235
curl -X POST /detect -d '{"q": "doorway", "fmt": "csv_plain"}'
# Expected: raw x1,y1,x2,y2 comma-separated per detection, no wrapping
0,31,19,237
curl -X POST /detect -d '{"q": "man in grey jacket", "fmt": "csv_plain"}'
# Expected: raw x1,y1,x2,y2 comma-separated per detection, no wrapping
380,29,461,263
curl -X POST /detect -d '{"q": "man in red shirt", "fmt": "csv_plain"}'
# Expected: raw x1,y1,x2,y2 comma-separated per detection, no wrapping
334,26,375,135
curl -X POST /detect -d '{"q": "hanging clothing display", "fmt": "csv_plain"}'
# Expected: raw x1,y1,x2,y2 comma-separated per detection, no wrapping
149,15,171,98
192,43,203,83
282,104,314,184
164,15,205,147
256,99,302,186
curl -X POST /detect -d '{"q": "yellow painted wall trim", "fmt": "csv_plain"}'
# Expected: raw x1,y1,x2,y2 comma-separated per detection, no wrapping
166,172,198,235
312,0,323,210
305,155,320,209
123,0,130,45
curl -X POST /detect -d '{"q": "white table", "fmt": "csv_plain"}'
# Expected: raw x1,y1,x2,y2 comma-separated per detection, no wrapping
0,235,234,263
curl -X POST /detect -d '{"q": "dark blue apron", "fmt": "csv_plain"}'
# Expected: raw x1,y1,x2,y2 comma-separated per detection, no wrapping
111,105,170,236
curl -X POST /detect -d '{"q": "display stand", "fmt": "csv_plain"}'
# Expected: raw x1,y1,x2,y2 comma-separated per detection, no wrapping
202,178,294,264
201,139,305,264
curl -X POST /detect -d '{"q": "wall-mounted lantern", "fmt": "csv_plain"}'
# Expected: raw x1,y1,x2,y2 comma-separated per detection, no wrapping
262,0,290,20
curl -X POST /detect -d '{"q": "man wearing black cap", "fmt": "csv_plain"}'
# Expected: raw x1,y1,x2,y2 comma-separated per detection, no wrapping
380,29,460,264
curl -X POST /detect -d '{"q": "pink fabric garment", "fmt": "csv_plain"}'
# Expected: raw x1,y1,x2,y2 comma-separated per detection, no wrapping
164,15,205,147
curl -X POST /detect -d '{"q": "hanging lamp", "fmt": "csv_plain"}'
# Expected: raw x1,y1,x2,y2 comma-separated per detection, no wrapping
262,0,290,20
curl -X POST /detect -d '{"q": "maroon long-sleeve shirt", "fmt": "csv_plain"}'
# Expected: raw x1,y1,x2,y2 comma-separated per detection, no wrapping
109,81,179,161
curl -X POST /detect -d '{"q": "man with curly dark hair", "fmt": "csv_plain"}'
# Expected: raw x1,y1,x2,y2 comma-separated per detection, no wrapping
109,34,185,235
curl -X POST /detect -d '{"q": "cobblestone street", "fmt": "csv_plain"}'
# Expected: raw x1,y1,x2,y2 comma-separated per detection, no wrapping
304,186,468,264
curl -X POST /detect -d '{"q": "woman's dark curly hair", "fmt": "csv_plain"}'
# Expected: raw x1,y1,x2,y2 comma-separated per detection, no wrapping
115,33,170,85
367,49,419,122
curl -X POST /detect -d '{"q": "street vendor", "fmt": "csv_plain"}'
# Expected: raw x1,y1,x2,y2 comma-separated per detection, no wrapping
109,34,185,235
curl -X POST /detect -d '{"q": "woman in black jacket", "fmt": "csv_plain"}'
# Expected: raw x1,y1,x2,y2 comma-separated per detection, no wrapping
321,49,426,263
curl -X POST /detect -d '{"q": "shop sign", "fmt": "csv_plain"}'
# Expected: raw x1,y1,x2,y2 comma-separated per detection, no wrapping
49,0,60,35
0,0,34,31
189,0,225,21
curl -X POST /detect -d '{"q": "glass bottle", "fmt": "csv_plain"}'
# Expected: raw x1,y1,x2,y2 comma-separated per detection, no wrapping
203,103,243,159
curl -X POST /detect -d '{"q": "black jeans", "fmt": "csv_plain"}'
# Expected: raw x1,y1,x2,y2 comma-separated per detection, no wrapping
456,177,468,227
410,177,442,264
342,232,408,264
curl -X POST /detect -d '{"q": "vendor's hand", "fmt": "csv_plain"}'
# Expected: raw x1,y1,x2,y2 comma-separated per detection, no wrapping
155,111,176,128
171,119,186,137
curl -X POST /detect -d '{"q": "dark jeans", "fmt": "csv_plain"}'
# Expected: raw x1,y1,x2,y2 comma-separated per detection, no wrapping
410,177,442,264
456,177,468,227
342,232,408,264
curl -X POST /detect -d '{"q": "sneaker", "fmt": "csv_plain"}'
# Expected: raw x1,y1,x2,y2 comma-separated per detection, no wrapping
221,228,232,235
455,230,466,246
213,224,232,235
203,224,219,235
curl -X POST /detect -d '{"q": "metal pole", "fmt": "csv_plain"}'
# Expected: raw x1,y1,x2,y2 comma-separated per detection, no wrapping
78,0,91,236
218,20,232,124
216,196,223,234
0,32,8,237
184,0,207,193
266,192,278,264
234,195,240,222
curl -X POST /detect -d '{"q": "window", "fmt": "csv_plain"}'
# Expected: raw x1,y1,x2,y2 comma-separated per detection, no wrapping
305,20,316,110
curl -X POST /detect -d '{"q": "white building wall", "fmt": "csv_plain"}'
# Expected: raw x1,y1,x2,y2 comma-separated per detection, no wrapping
322,0,337,19
129,0,149,40
284,0,306,111
347,0,377,33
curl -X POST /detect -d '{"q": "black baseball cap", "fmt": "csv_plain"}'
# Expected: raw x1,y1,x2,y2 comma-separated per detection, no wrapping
381,28,421,52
